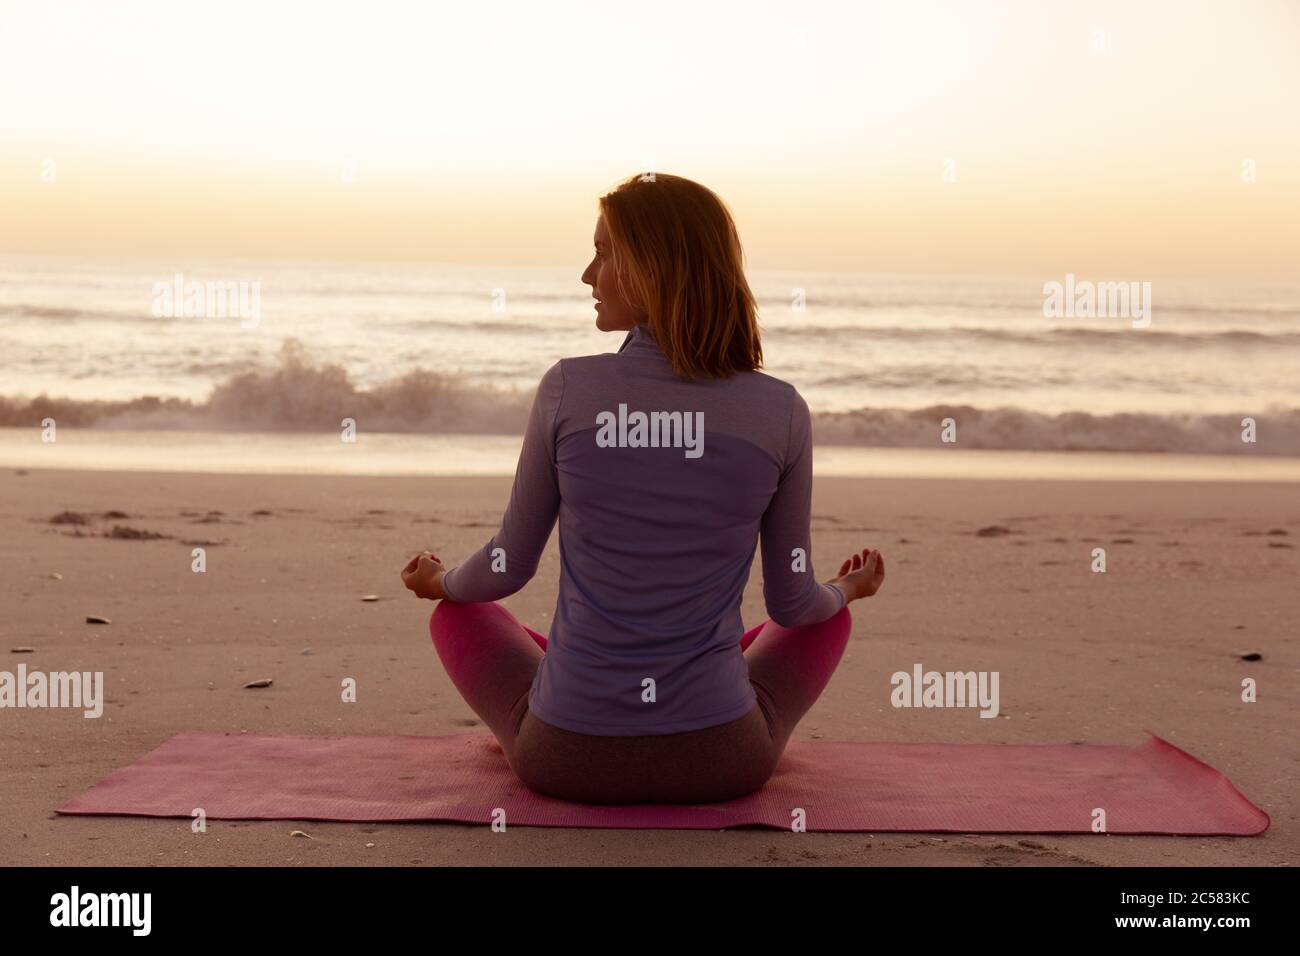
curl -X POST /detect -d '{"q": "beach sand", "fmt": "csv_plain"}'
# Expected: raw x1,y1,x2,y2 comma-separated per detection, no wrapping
0,467,1293,867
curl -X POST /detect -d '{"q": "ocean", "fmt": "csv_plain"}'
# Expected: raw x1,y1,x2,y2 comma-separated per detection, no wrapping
2,254,1298,476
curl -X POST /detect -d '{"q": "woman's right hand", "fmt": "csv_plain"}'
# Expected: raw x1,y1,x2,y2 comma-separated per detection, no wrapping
401,551,448,601
827,547,885,602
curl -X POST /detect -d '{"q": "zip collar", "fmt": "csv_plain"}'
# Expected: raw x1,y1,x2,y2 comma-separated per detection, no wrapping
617,321,663,357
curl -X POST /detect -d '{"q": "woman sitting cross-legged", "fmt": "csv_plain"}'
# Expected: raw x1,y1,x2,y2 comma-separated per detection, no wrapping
402,173,885,805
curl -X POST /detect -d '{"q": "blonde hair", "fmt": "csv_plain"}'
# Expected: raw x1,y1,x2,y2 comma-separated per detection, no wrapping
599,173,763,379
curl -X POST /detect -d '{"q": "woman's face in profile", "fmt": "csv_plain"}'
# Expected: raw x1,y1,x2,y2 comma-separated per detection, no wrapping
582,216,643,332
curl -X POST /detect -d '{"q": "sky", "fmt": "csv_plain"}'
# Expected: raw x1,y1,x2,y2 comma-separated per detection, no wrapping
1,0,1298,278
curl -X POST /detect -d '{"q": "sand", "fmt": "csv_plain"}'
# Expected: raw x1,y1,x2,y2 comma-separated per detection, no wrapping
0,466,1294,867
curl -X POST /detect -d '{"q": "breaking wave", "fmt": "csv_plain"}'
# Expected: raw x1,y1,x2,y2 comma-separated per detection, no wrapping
2,341,1297,454
810,405,1300,455
0,340,532,434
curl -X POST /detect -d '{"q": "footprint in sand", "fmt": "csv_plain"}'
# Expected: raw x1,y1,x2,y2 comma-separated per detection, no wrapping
49,511,91,525
105,525,170,540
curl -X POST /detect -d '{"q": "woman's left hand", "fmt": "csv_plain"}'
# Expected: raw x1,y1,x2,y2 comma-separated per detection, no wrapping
401,551,448,601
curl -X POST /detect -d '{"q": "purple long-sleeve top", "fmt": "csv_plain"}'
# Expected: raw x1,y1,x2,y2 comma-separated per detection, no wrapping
441,321,846,735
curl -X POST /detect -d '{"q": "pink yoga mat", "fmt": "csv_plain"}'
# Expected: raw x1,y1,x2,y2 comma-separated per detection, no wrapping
57,731,1269,834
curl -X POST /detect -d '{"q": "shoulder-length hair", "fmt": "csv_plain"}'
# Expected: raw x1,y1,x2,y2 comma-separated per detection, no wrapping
599,173,763,379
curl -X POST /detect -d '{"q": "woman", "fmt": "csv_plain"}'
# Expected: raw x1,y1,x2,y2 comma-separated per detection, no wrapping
401,173,884,805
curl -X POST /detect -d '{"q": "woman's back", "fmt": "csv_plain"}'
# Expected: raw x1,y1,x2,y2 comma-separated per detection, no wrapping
441,321,845,735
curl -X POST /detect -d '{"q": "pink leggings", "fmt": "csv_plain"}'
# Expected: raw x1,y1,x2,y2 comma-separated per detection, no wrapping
428,601,852,805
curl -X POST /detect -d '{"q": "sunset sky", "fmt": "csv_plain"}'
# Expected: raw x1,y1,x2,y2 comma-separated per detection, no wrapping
2,0,1297,278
